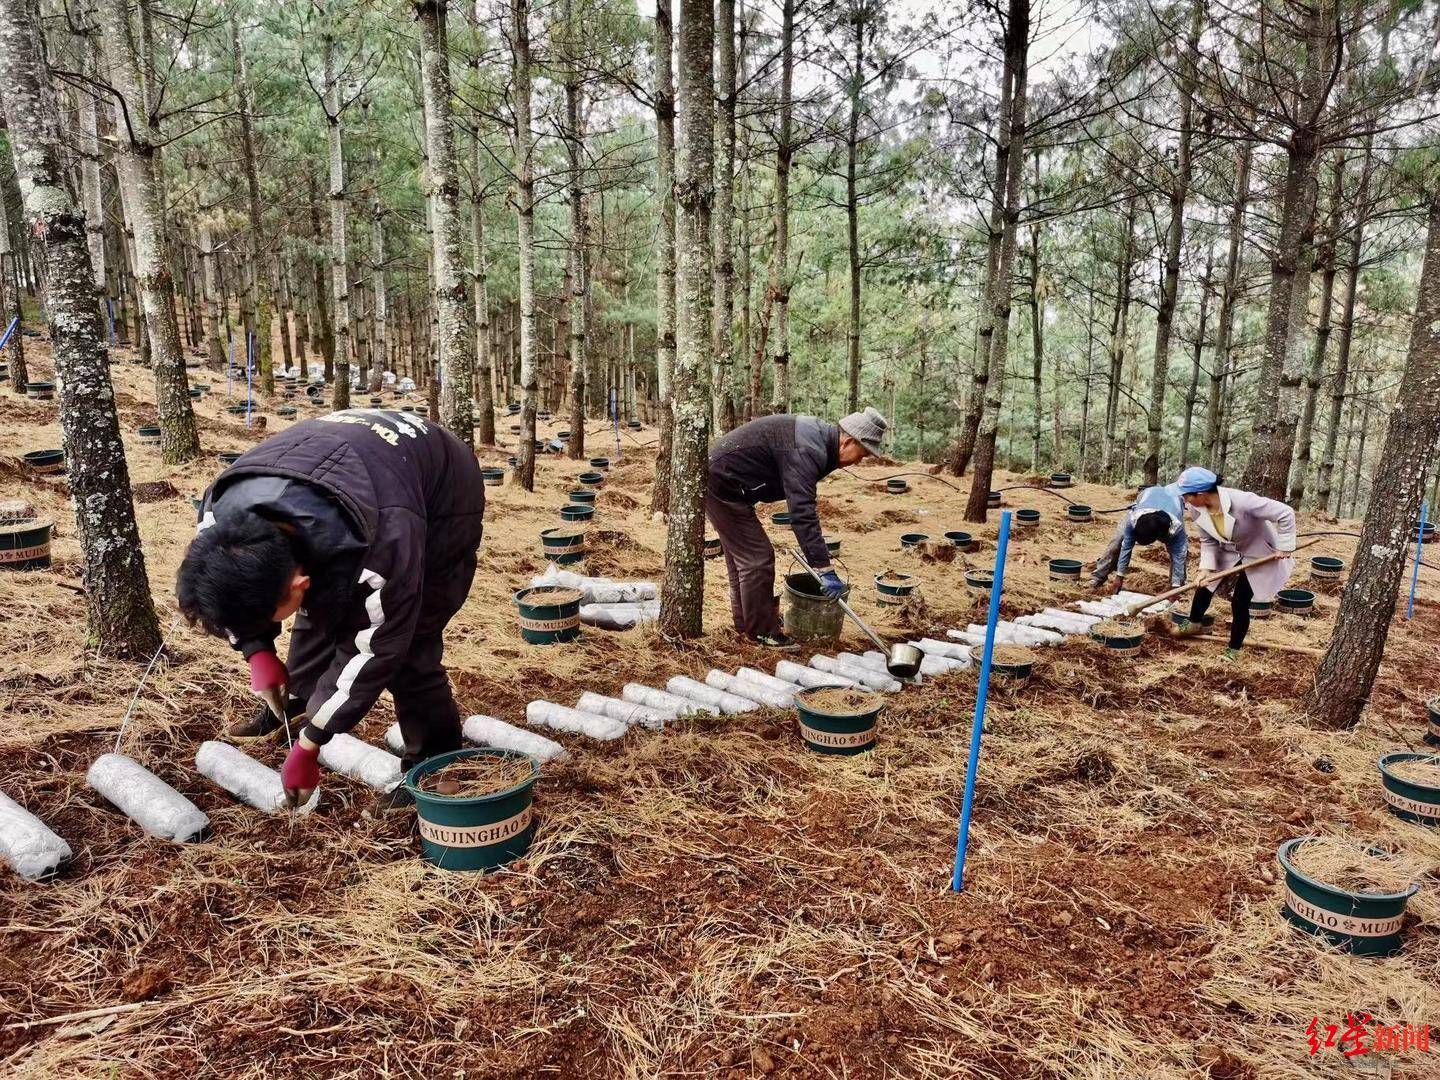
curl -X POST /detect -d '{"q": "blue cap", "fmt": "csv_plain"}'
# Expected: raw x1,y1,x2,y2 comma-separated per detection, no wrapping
1175,466,1218,494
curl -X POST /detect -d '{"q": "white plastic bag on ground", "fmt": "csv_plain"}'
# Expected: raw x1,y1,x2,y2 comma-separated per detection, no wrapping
463,715,568,762
530,565,657,604
705,670,794,708
195,741,318,814
622,682,713,717
665,676,757,714
86,753,209,842
579,601,660,629
577,691,668,731
318,733,403,791
0,789,71,879
775,659,856,689
525,700,627,741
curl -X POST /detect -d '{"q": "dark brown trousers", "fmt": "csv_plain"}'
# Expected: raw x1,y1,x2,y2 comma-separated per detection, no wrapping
706,492,781,638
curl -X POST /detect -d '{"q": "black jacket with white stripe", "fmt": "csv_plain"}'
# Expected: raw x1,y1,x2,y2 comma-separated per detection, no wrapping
202,410,486,744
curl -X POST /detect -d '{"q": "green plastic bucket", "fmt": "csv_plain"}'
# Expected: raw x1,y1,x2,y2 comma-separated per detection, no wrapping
1049,558,1082,581
514,585,582,644
1426,696,1440,747
405,748,539,872
987,491,1002,508
1311,556,1344,581
1091,624,1143,655
824,535,841,556
369,396,384,406
1276,588,1314,614
704,536,722,559
568,489,597,505
1050,472,1072,488
541,527,586,565
1277,837,1417,956
589,457,610,470
137,425,161,445
1249,598,1274,619
1016,509,1041,527
24,381,54,401
481,467,504,486
578,471,605,488
945,530,973,550
277,406,297,418
1067,504,1092,522
886,479,908,495
795,687,882,755
218,452,242,466
0,519,53,570
1377,753,1440,826
875,572,916,605
783,572,848,643
970,644,1034,682
628,419,642,430
899,532,929,550
964,569,992,591
23,449,64,474
559,503,595,522
772,511,792,526
1169,610,1214,631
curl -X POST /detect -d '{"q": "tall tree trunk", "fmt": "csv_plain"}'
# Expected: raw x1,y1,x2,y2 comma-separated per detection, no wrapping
1178,251,1213,467
511,0,538,488
562,0,588,460
1241,0,1335,498
1101,192,1136,479
369,151,388,393
1,165,29,391
232,16,272,395
306,170,335,377
1290,157,1344,507
659,0,714,639
844,0,866,414
768,0,795,414
470,130,495,444
0,0,162,659
94,0,199,463
650,0,677,511
1027,152,1043,470
417,0,476,446
1202,143,1252,469
322,27,352,411
962,0,1028,524
77,44,106,315
711,0,737,432
1304,196,1440,728
1142,0,1201,485
1317,138,1375,514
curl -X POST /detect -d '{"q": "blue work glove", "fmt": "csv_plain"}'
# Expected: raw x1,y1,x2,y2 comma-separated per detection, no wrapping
816,570,846,599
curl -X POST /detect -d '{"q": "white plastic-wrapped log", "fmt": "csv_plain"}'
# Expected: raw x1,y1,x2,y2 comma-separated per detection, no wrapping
665,676,758,715
1115,590,1165,614
383,722,406,754
810,655,902,693
963,622,1045,646
840,651,922,685
525,700,628,741
946,628,988,647
318,732,403,791
1076,599,1127,618
999,620,1063,645
622,682,715,717
913,638,973,663
576,691,669,731
1046,607,1101,627
85,753,210,843
530,566,657,604
705,669,794,708
463,714,569,762
1015,613,1088,635
737,666,811,697
0,790,72,880
195,741,318,814
774,659,856,690
863,649,966,677
579,601,661,629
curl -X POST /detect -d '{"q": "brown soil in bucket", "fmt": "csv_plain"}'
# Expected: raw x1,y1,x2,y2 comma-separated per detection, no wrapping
523,587,582,605
546,528,584,541
421,755,534,797
803,688,881,714
991,646,1037,666
1289,837,1415,895
1092,619,1142,638
876,571,912,585
1387,757,1440,787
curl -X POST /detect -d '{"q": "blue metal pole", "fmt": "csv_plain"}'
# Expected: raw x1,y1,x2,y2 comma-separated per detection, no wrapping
1408,502,1428,621
245,332,254,427
952,510,1012,892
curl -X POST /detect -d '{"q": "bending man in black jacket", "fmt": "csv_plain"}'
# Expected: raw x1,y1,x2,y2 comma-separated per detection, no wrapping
177,411,486,811
707,408,887,648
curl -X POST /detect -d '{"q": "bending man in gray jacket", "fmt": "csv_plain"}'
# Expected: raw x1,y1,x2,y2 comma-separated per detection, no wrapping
706,408,887,648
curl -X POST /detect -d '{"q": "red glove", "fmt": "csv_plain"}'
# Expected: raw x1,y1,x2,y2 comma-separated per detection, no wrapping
281,740,320,807
248,649,288,692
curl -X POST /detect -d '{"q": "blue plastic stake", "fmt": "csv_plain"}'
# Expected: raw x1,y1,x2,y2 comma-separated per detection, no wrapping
0,315,18,352
245,332,254,428
611,388,622,459
951,510,1012,893
1408,502,1428,621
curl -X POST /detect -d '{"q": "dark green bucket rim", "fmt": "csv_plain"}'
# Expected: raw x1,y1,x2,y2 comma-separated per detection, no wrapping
874,572,916,594
965,570,993,587
772,512,792,525
1277,836,1418,952
1016,509,1041,522
1050,473,1072,483
1377,753,1440,824
1277,588,1315,605
578,472,605,485
945,530,973,546
899,533,929,547
795,686,883,718
589,458,610,467
1067,504,1092,516
560,504,595,520
1312,556,1345,570
404,746,539,805
514,585,583,611
1049,558,1082,574
25,381,55,390
969,644,1034,677
1278,836,1419,903
23,449,63,465
567,490,597,503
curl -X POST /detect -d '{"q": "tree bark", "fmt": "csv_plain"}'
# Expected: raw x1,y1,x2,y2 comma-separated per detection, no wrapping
1142,0,1201,485
650,0,677,511
232,16,272,395
0,161,29,391
417,0,476,446
94,0,199,463
1290,157,1344,507
321,26,353,411
1304,196,1440,728
962,0,1028,524
511,0,538,488
711,0,737,432
0,0,162,660
1178,251,1212,468
844,0,866,415
1202,143,1252,470
562,0,588,460
1101,192,1136,479
768,0,795,414
659,0,714,639
470,128,495,444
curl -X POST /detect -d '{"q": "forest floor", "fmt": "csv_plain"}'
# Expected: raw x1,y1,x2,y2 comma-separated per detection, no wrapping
1,340,1439,1079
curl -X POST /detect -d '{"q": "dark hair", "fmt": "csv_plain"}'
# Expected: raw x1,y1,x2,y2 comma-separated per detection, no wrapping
177,509,297,639
1132,510,1172,546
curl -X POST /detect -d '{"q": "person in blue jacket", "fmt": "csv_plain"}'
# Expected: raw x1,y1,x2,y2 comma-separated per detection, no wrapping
1089,482,1189,593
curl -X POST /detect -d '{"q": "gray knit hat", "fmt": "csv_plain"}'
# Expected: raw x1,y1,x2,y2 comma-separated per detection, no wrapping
838,407,888,457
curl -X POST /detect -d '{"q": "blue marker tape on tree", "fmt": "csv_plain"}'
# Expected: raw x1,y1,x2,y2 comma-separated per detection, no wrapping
1408,502,1428,621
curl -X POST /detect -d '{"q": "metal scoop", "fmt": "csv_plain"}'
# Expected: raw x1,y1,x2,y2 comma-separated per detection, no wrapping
789,547,923,679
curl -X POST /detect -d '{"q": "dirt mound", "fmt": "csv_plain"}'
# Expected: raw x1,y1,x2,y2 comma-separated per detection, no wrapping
132,480,182,503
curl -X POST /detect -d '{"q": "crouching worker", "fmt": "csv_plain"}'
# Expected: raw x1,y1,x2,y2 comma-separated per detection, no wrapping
1089,481,1189,594
707,408,888,648
1171,466,1296,661
177,411,486,811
